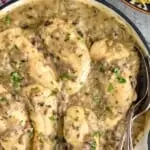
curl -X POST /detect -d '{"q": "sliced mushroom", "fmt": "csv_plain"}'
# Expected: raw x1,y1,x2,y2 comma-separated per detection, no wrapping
23,84,58,150
63,106,99,150
40,19,91,95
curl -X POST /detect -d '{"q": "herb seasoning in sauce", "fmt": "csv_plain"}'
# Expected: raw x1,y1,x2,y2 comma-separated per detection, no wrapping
0,0,145,150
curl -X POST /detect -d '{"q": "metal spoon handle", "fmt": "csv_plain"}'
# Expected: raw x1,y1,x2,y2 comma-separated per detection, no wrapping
118,108,134,150
118,55,150,150
125,106,134,150
126,56,150,150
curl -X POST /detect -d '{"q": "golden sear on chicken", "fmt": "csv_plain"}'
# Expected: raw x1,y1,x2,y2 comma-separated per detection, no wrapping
0,0,144,149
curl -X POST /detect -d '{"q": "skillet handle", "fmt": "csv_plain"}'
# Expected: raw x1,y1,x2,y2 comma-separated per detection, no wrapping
0,0,18,10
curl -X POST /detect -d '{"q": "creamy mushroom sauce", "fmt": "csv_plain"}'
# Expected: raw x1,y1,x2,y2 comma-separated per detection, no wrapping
0,0,147,150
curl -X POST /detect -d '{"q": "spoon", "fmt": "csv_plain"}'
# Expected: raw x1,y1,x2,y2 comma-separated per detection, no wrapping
125,56,150,150
118,50,150,150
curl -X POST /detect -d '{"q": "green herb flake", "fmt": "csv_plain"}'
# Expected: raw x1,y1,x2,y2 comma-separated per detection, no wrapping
77,36,84,42
51,88,59,95
117,76,126,84
92,131,103,137
28,131,33,138
27,129,33,138
38,132,44,143
99,64,105,72
90,140,96,150
31,87,40,93
113,67,120,75
0,97,7,102
49,116,57,121
107,83,114,92
10,72,23,90
93,96,101,104
20,120,24,124
5,15,11,25
60,73,75,80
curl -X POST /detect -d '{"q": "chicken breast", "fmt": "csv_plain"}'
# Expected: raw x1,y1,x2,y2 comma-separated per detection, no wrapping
96,72,136,130
0,28,58,91
90,39,139,130
0,87,31,150
23,84,58,150
90,39,130,62
63,106,99,150
40,19,91,95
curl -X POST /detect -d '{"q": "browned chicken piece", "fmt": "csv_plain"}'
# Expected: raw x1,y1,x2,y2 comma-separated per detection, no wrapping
96,72,137,130
0,86,31,150
0,28,60,150
63,106,100,150
23,84,58,150
90,39,140,130
40,19,91,95
90,39,130,62
0,28,58,91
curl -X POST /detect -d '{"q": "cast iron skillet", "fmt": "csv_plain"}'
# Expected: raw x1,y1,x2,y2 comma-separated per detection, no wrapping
0,0,150,149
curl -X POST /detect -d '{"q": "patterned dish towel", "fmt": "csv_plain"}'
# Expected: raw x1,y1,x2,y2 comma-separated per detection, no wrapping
122,0,150,14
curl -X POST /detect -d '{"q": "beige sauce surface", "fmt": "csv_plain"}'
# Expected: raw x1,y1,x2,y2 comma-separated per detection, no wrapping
0,0,147,149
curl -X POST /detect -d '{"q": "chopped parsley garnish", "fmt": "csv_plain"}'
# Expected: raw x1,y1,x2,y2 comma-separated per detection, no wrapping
112,67,120,75
5,15,11,25
10,72,23,90
38,132,44,143
93,95,101,104
92,131,103,137
51,88,59,95
49,116,57,121
117,76,126,83
20,120,24,124
0,97,7,102
60,73,75,80
107,83,114,92
27,129,33,138
99,64,105,72
77,36,84,42
112,67,126,84
90,140,96,150
31,87,40,93
27,127,33,138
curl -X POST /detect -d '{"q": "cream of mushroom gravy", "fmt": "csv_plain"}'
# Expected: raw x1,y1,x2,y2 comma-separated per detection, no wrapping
0,0,147,150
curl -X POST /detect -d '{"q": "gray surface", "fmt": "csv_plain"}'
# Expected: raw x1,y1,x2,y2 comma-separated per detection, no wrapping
105,0,150,48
